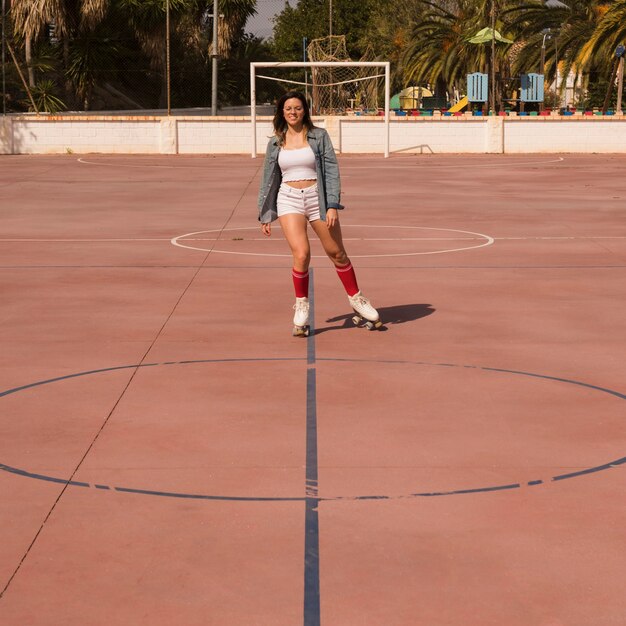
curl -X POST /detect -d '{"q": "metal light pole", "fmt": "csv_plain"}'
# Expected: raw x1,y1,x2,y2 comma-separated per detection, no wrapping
540,29,550,111
329,0,333,37
616,45,625,115
490,0,496,113
2,0,7,115
328,0,333,111
166,0,171,115
2,0,6,115
540,31,548,75
555,35,559,109
211,0,218,115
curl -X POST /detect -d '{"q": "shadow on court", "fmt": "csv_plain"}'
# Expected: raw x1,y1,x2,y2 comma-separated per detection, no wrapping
316,303,435,334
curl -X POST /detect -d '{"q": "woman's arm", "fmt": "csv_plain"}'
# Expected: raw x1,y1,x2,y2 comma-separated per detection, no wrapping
257,139,274,214
321,130,343,210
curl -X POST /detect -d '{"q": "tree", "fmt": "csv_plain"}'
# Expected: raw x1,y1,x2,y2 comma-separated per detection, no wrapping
11,0,108,95
503,0,609,98
215,0,257,58
579,1,626,69
358,0,424,94
403,0,514,108
271,0,377,61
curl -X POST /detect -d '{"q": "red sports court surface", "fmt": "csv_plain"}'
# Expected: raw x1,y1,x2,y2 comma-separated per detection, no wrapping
1,153,625,626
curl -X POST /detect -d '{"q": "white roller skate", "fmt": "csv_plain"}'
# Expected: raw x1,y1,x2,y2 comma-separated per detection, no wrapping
292,297,310,337
349,291,383,330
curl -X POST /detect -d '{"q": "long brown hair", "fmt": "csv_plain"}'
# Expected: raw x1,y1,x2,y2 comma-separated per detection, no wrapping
272,91,315,146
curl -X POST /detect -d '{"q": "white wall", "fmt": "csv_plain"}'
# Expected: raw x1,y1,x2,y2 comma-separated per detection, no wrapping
1,114,625,155
4,117,161,154
178,119,274,154
341,118,490,154
504,118,626,153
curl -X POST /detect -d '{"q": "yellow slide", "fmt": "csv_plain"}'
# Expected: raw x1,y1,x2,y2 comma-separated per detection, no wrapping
447,96,468,113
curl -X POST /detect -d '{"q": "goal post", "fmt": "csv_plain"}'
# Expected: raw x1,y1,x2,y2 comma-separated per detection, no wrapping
250,61,391,158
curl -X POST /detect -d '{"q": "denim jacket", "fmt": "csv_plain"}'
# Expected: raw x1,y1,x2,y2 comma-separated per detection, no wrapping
257,127,344,223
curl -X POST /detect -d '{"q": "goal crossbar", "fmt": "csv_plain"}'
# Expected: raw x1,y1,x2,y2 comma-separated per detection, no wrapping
250,61,391,158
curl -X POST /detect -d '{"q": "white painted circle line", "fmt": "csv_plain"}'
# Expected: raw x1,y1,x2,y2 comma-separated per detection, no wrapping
171,225,495,258
77,158,210,169
341,157,565,170
77,156,565,170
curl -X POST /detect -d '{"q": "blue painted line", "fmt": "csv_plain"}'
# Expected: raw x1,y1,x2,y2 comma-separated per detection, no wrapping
0,364,153,398
2,358,625,504
480,367,626,401
0,357,304,399
552,456,626,482
304,271,321,626
417,483,520,496
307,269,316,365
113,486,303,501
0,463,90,488
304,496,320,625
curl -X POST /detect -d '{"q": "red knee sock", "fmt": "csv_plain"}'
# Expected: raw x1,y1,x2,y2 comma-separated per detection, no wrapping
335,262,359,296
292,269,309,298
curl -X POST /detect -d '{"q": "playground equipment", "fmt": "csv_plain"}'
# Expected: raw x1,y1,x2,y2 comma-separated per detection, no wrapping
448,96,469,113
447,74,488,113
467,72,489,111
519,73,544,112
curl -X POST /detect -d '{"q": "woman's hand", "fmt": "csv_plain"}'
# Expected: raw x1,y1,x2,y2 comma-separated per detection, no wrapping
261,222,271,237
326,208,338,229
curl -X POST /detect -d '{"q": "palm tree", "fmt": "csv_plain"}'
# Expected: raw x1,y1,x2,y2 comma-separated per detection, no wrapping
403,0,513,108
11,0,108,88
579,1,626,68
215,0,257,59
503,0,611,103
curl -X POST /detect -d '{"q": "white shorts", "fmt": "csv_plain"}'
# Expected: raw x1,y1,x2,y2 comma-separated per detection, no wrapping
276,183,321,222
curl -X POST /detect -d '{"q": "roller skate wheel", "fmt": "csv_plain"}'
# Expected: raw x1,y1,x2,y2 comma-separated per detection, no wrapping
352,315,362,326
293,325,310,337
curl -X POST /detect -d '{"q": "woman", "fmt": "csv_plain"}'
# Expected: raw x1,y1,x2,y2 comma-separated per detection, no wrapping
258,91,381,336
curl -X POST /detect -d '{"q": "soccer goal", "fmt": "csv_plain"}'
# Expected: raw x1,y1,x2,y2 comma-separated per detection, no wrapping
250,61,391,158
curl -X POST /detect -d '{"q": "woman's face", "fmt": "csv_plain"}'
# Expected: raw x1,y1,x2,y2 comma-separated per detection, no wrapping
283,97,305,127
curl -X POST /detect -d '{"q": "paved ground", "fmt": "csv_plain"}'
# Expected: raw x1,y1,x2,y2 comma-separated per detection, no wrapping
1,153,625,625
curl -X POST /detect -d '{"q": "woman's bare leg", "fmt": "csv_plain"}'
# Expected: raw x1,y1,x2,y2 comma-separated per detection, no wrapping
309,218,349,267
279,213,311,272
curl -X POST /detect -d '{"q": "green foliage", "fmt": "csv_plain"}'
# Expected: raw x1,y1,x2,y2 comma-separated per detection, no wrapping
218,34,278,105
27,79,67,113
67,32,123,109
6,0,625,112
358,0,423,93
576,72,626,110
270,0,377,61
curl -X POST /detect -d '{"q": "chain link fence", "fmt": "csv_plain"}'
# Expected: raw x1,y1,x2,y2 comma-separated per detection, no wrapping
1,0,288,115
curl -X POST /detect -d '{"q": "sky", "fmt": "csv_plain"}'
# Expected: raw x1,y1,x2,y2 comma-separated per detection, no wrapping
246,0,289,39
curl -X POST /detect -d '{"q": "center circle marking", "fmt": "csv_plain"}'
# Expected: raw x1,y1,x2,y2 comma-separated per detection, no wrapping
1,358,624,502
171,225,494,258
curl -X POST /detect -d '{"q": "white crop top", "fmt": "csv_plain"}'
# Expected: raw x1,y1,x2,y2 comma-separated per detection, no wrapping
278,146,317,182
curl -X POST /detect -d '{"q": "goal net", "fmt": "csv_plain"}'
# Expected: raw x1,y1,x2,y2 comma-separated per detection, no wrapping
250,56,390,157
305,36,382,114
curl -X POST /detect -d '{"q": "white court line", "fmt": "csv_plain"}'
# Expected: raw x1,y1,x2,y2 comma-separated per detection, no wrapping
77,156,565,170
496,236,626,240
0,238,172,242
2,234,625,243
342,157,565,169
77,158,212,169
171,225,495,258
